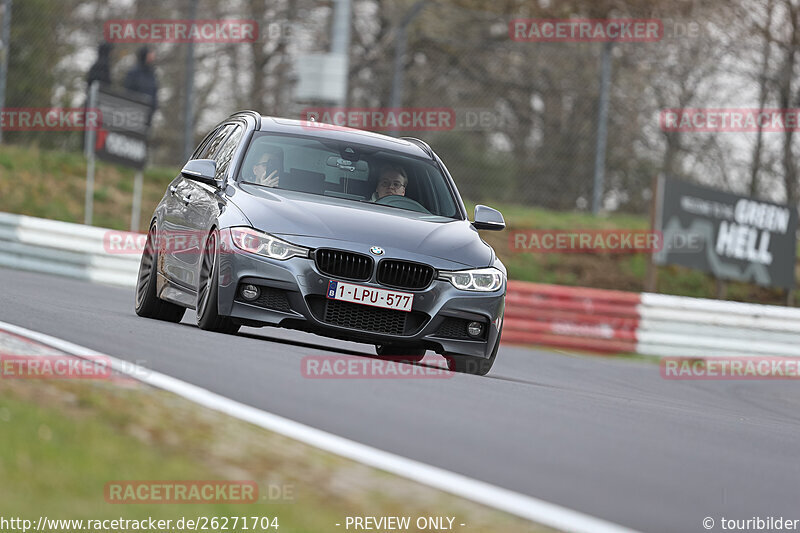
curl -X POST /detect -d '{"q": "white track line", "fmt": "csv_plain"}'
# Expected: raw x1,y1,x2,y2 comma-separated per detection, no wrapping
0,320,639,533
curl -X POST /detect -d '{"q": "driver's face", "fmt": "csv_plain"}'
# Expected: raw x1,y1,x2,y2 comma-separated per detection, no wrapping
376,172,407,199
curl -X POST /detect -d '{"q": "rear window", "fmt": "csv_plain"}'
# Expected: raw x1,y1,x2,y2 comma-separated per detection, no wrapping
238,133,459,218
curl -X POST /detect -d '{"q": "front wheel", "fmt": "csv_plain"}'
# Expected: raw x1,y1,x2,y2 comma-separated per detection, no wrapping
135,223,186,323
196,229,240,334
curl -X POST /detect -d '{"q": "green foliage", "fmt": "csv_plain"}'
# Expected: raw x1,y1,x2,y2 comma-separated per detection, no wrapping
430,132,517,203
0,144,177,232
4,0,79,147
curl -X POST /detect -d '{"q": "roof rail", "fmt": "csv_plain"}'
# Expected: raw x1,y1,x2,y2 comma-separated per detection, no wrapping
230,110,262,128
401,137,434,158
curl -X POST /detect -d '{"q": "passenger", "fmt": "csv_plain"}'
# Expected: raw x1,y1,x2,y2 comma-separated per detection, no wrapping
248,147,283,187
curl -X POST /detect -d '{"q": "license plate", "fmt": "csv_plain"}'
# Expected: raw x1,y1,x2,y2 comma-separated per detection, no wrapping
327,280,413,312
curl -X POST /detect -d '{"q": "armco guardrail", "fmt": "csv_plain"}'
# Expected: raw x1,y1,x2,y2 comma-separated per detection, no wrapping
3,212,799,359
637,293,800,358
0,212,140,287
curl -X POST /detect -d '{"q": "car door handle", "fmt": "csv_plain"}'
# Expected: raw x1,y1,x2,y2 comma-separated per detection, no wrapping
169,185,178,195
180,194,192,205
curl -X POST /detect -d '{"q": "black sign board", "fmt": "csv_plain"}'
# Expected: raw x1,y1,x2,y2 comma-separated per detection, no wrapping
653,177,798,289
93,86,150,169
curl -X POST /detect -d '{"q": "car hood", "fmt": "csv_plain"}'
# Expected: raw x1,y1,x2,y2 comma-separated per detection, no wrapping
229,185,493,269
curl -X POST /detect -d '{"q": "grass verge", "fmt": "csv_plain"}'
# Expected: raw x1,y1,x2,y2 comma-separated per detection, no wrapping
0,375,549,532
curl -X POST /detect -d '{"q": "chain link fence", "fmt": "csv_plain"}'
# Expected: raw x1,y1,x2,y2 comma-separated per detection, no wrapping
0,0,796,214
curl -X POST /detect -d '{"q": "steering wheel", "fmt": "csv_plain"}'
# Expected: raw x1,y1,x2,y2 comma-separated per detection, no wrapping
375,194,430,214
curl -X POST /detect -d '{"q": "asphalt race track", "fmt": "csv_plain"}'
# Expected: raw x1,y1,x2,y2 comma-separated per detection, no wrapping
2,267,799,533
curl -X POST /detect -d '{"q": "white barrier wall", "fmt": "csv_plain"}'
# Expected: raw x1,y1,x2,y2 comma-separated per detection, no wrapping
637,293,800,358
0,212,140,287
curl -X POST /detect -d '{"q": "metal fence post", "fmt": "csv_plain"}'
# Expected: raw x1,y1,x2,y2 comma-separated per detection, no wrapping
388,0,427,136
84,81,98,225
182,0,198,162
131,170,143,232
592,41,613,215
0,0,12,144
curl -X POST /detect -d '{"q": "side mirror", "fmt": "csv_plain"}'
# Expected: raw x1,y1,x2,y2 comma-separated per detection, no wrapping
473,205,505,231
181,159,219,187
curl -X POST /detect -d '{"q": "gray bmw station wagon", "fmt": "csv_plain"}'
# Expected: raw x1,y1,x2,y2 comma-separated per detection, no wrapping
135,111,507,375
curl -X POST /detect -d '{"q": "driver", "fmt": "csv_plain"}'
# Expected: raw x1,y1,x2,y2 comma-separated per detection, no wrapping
371,165,408,201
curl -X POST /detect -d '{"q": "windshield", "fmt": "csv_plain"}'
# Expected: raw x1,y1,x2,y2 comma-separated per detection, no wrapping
238,132,460,218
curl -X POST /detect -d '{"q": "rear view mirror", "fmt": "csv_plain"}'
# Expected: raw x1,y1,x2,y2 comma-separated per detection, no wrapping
326,156,367,172
181,159,218,186
473,205,505,231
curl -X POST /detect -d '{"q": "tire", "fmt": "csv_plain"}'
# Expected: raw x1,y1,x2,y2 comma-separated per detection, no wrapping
375,344,426,363
444,325,502,376
196,229,240,334
135,223,186,323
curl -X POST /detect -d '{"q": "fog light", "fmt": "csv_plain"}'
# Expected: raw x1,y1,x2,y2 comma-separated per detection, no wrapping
241,284,260,301
467,321,483,338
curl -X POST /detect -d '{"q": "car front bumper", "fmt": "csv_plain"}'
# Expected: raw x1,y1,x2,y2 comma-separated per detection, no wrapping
217,239,505,359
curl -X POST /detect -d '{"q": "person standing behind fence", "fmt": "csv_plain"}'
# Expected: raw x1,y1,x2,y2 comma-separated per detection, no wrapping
123,46,158,127
87,42,113,88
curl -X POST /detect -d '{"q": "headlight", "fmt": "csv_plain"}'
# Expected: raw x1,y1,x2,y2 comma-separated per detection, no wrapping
230,227,309,260
438,267,504,292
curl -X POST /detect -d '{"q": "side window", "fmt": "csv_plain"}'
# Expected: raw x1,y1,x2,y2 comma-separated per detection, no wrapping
191,128,218,160
198,124,235,160
214,126,243,180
